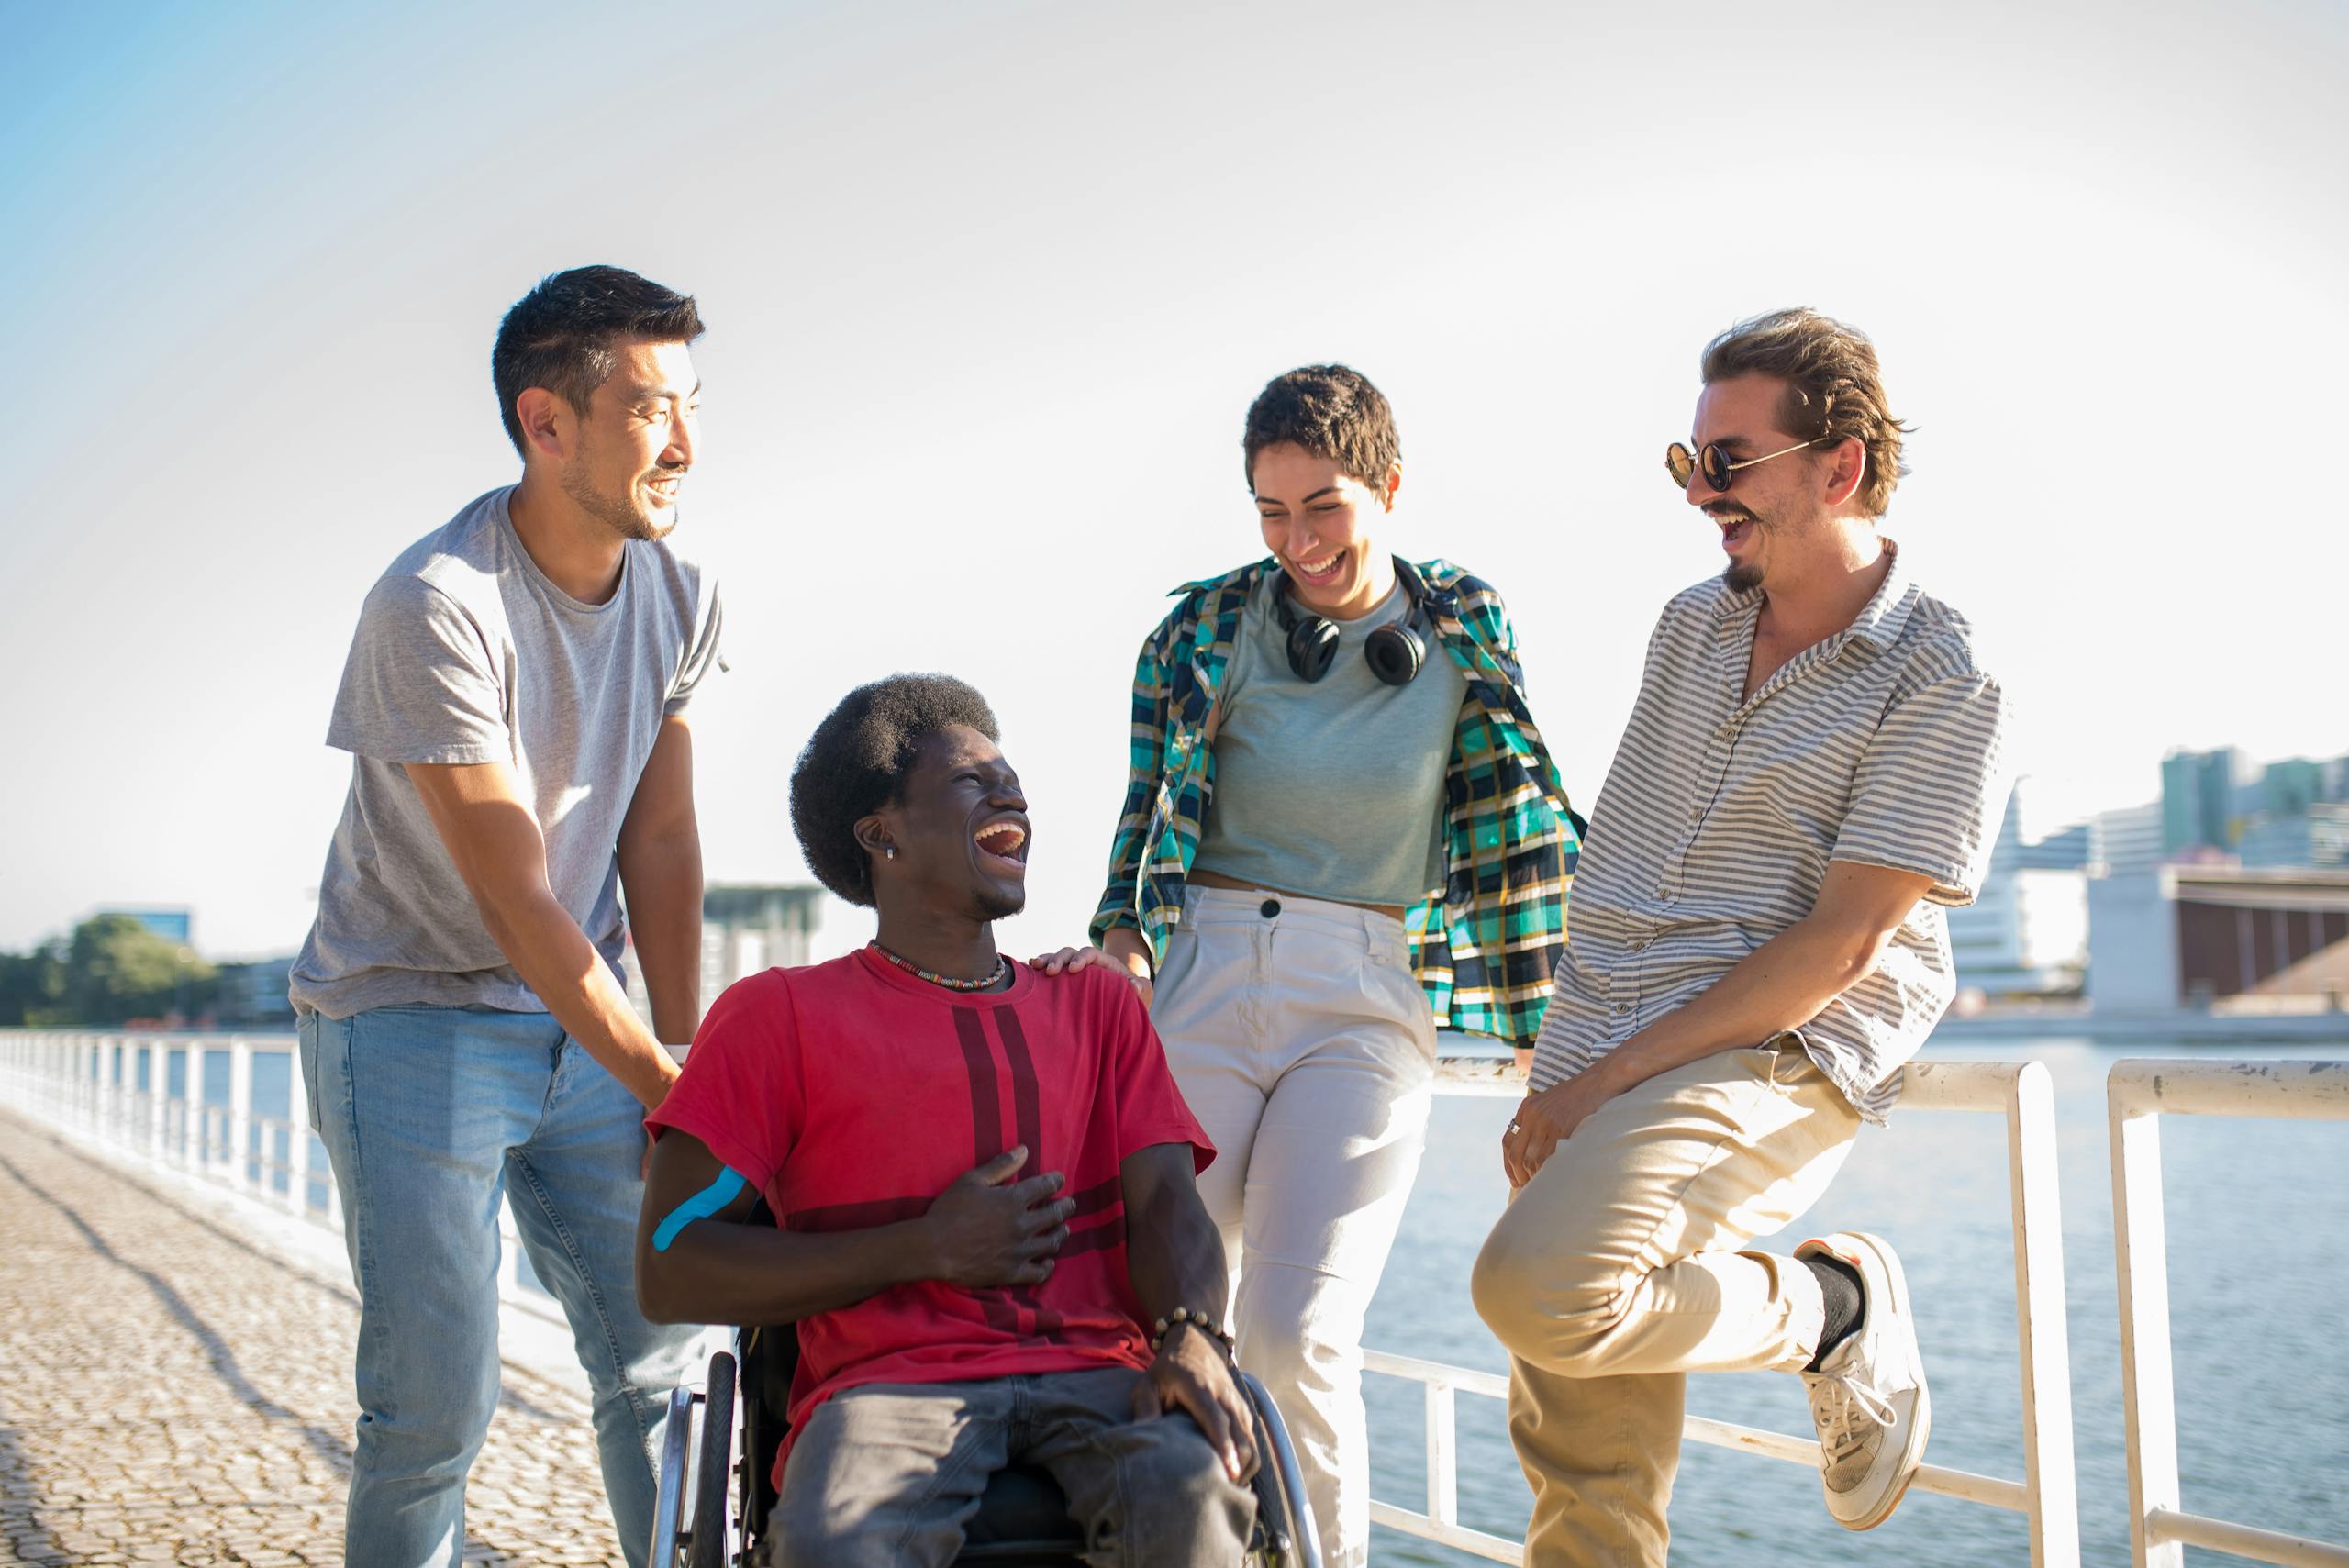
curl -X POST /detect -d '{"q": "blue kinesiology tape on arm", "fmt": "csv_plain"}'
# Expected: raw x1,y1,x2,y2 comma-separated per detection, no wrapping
651,1167,749,1252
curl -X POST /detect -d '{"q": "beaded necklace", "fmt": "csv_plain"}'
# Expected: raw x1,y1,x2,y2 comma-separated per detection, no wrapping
870,940,1008,993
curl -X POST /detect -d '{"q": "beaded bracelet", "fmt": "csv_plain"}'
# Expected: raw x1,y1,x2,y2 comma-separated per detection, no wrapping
1149,1306,1238,1361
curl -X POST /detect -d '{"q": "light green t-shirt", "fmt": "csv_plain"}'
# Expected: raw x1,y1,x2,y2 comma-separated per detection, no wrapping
1192,574,1468,906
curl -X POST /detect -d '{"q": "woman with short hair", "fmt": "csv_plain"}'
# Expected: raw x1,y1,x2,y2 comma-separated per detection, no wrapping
1037,364,1581,1567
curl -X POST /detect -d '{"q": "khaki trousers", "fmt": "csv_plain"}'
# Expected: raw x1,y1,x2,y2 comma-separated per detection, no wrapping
1471,1043,1863,1567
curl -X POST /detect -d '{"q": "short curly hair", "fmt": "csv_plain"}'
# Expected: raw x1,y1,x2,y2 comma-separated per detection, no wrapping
1701,308,1910,517
1241,364,1400,495
789,674,1001,907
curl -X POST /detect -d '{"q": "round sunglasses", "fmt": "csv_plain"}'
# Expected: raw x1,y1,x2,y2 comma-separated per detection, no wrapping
1664,438,1825,492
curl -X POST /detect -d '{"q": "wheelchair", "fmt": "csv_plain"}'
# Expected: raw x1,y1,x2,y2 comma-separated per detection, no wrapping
651,1320,1324,1567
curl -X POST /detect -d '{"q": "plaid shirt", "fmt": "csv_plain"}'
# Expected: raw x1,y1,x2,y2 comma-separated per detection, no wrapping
1088,557,1581,1045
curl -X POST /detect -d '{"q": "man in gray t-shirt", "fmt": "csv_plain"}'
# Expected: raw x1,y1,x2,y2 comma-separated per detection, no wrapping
290,266,722,1568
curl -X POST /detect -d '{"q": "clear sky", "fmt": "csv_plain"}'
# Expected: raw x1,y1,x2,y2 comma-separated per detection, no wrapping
3,0,2344,959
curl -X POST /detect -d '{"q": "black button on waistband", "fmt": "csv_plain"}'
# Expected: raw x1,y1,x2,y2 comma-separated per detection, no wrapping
1259,898,1282,918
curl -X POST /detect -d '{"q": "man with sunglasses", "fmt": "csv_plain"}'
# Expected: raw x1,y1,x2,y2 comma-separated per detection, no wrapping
1470,308,2009,1565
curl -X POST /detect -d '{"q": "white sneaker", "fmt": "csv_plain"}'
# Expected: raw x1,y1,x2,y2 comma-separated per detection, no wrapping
1795,1231,1931,1530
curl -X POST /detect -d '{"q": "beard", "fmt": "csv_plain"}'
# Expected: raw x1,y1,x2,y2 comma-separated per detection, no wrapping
1711,503,1768,594
562,462,675,543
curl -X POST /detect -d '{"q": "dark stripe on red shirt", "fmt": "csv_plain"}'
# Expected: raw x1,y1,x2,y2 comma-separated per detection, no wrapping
784,1195,930,1233
1056,1223,1125,1260
989,1006,1063,1336
952,1007,1022,1335
1067,1175,1122,1218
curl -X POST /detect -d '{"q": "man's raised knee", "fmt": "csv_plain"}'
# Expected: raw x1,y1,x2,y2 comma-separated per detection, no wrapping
1473,1218,1635,1373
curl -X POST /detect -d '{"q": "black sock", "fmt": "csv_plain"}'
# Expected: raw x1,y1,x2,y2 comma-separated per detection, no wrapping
1802,1252,1865,1372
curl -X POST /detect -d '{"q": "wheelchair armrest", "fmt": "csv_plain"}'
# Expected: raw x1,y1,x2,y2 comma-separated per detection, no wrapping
1236,1369,1323,1568
647,1384,697,1568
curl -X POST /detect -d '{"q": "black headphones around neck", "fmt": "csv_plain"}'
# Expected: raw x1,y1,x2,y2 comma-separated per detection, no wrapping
1272,555,1427,686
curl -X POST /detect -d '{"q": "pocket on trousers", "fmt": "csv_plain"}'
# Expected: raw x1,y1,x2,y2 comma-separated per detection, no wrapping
1360,944,1438,1067
1152,924,1203,1018
1750,1035,1836,1128
295,1016,325,1134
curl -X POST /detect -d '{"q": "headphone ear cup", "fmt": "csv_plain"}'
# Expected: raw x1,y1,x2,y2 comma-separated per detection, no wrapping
1286,617,1341,683
1364,623,1424,686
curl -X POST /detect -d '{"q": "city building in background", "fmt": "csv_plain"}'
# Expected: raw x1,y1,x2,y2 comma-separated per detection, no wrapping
42,749,2349,1028
1959,750,2349,1011
2089,801,2165,877
622,883,826,1024
1949,783,2090,999
2258,756,2338,818
2156,746,2349,864
2159,747,2246,854
162,886,828,1032
2237,803,2349,870
97,906,194,945
212,956,296,1029
2087,865,2349,1011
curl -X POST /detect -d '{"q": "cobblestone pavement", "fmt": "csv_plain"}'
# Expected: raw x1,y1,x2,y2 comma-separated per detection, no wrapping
0,1112,636,1566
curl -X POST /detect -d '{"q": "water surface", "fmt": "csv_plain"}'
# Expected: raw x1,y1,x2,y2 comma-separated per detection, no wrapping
1362,1037,2349,1564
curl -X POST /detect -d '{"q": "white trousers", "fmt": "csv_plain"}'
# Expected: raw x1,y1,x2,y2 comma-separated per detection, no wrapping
1152,885,1437,1568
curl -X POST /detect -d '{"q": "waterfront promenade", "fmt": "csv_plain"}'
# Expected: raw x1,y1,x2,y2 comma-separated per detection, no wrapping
0,1109,627,1568
6,1027,2346,1568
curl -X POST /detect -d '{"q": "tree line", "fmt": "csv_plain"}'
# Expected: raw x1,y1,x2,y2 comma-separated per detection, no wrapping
0,916,219,1027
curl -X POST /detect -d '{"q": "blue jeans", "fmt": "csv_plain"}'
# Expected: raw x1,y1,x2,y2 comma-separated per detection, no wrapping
300,1004,700,1568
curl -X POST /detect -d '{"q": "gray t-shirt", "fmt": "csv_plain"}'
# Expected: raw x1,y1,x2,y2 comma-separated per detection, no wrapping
289,486,724,1020
1192,575,1468,906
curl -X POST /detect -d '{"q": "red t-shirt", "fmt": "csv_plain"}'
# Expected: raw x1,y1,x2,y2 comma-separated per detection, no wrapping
646,949,1212,1466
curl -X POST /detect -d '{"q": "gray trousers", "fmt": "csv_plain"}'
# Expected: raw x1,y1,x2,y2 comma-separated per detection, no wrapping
768,1368,1255,1568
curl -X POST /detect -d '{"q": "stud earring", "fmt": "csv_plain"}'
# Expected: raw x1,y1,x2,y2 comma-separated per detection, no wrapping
885,846,896,860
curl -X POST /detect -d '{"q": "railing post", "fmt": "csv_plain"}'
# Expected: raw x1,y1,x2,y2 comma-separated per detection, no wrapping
2111,1088,2184,1568
110,1037,129,1141
2007,1062,2080,1568
94,1037,113,1138
149,1043,169,1163
228,1037,254,1192
1425,1376,1459,1531
186,1039,209,1173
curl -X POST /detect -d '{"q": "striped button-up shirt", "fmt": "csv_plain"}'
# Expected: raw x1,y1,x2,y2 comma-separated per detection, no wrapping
1529,546,2009,1121
1091,557,1581,1046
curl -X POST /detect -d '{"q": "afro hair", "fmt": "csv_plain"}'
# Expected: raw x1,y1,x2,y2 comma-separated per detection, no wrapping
789,673,1001,906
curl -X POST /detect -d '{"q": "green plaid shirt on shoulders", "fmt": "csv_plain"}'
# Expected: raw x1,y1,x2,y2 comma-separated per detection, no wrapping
1087,556,1581,1045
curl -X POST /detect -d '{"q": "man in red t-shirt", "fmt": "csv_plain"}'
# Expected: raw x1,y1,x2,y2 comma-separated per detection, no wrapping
637,675,1256,1568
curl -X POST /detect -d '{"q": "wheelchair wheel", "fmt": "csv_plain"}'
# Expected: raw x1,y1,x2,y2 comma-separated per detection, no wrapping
689,1351,737,1568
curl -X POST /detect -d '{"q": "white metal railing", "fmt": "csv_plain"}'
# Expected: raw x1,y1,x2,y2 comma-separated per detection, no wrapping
1364,1057,2082,1566
16,1030,2347,1566
0,1029,561,1325
2109,1059,2349,1568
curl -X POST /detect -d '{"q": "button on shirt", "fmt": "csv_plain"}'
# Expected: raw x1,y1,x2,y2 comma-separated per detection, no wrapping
1529,546,2009,1122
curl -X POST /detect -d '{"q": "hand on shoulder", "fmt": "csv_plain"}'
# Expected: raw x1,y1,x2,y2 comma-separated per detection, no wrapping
1029,940,1152,1009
